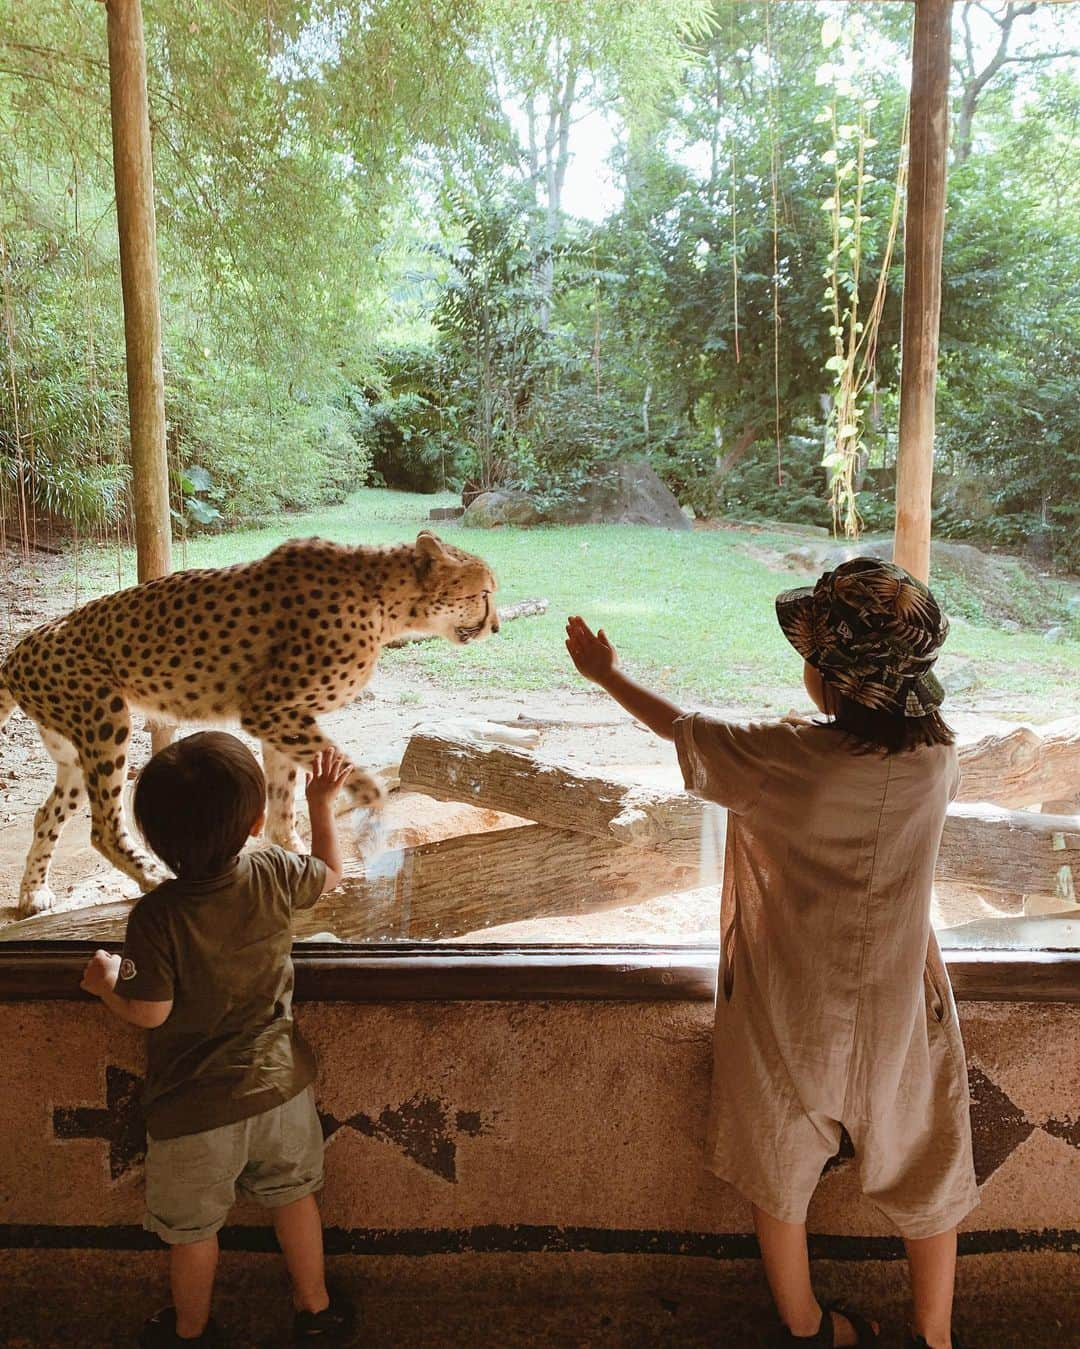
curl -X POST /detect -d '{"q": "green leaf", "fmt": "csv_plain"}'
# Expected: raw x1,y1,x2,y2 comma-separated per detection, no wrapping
186,497,222,526
184,465,213,493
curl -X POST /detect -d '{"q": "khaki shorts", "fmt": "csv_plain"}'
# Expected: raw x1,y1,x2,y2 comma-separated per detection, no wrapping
144,1086,324,1245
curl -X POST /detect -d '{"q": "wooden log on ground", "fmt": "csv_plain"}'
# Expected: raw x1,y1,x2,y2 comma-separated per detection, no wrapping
294,824,697,942
385,598,548,648
6,744,1077,943
399,729,706,860
939,805,1079,903
399,730,1079,900
955,717,1080,809
3,825,697,945
0,898,136,944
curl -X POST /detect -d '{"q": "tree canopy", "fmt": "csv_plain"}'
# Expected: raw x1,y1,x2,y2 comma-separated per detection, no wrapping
1,1,1077,565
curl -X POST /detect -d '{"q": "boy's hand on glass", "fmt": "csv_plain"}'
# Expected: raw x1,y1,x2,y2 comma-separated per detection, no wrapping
80,949,120,997
565,615,618,684
305,748,352,805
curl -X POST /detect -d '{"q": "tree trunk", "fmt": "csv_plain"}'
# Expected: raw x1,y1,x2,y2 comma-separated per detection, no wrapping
894,0,952,583
106,0,171,588
717,423,758,479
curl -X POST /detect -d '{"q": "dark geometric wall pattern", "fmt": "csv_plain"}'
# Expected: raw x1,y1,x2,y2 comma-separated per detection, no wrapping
52,1058,1077,1189
52,1070,493,1184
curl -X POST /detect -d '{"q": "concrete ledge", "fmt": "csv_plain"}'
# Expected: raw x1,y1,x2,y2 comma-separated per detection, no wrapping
2,941,1079,1002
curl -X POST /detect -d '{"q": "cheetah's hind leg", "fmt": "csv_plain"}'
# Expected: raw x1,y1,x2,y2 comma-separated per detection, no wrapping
17,729,87,917
78,717,169,895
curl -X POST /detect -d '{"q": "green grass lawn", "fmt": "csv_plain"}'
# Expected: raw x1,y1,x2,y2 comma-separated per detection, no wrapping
60,488,1080,715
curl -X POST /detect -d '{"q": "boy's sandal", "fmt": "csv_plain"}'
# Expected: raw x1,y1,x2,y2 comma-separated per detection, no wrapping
776,1300,880,1346
138,1306,221,1348
292,1288,357,1344
908,1335,964,1348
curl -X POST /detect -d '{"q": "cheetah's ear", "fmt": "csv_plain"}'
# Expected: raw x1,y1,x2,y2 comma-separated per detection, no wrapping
414,530,451,580
415,530,449,557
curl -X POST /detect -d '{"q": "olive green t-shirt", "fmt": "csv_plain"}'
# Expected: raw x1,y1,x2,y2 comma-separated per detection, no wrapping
115,845,326,1140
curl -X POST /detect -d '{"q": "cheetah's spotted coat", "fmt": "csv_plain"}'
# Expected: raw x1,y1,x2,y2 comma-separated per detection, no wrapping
0,531,498,915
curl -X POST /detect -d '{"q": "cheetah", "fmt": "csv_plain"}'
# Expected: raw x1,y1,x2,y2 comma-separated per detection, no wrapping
0,530,498,916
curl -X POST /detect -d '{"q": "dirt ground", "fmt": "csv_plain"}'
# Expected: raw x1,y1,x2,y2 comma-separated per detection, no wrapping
0,546,1068,943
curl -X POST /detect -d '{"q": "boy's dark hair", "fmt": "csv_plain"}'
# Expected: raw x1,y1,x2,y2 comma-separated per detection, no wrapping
133,731,265,879
822,684,955,754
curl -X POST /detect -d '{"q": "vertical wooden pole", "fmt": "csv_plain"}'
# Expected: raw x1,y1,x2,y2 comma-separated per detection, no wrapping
106,0,171,586
894,0,952,584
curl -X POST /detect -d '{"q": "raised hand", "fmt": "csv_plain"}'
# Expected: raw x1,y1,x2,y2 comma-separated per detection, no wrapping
565,615,618,685
304,747,353,806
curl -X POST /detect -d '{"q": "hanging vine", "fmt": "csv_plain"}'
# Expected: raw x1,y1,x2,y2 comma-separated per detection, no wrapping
817,9,908,538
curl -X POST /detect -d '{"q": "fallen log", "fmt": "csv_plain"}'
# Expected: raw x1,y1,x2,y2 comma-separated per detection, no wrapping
938,804,1079,902
4,825,697,944
399,730,1079,899
955,717,1080,808
385,597,548,649
294,824,697,942
6,738,1077,943
0,898,136,943
399,728,705,859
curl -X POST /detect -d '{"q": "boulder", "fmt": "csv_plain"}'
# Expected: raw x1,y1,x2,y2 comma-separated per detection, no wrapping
755,518,830,538
824,543,889,571
936,655,981,694
546,462,691,530
462,490,547,528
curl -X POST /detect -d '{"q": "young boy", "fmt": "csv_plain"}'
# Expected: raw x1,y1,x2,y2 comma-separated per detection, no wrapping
80,731,355,1347
565,558,977,1349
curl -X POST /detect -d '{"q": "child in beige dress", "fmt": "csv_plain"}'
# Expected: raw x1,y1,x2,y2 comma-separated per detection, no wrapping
566,557,976,1349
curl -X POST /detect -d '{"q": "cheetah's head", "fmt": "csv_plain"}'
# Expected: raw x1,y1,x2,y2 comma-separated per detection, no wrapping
412,531,499,646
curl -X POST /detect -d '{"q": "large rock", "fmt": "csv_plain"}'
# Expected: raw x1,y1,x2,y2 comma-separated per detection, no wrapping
936,655,981,694
462,490,547,528
754,518,830,538
547,461,691,530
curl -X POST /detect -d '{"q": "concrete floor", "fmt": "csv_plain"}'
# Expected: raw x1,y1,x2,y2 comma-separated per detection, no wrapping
2,1250,1077,1347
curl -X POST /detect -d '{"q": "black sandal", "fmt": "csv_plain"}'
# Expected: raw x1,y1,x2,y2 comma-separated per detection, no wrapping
776,1300,880,1346
908,1334,964,1348
138,1307,221,1348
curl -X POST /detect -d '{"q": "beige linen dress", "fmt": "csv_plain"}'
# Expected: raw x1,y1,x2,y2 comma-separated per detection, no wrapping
674,714,979,1238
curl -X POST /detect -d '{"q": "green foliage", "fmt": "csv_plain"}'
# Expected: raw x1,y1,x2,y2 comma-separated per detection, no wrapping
934,68,1080,571
1,0,1077,571
350,345,467,494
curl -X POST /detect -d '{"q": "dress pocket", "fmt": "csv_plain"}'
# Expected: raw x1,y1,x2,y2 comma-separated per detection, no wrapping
923,957,951,1026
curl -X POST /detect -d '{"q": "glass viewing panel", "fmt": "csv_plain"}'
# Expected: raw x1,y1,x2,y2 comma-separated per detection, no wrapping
1,2,1077,962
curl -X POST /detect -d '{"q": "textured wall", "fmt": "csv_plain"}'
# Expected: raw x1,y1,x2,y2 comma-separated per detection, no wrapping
1,998,1077,1347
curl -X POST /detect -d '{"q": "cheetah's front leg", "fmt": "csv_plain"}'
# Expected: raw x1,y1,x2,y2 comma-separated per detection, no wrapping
262,744,304,853
242,707,385,851
17,730,87,917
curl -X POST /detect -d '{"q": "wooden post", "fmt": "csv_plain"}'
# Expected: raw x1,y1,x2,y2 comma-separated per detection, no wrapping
106,0,171,586
893,0,952,583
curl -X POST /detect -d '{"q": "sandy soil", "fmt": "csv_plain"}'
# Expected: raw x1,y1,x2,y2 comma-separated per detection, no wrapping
0,545,1067,944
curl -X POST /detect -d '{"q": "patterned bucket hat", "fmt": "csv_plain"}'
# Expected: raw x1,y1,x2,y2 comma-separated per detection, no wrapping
775,556,949,718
